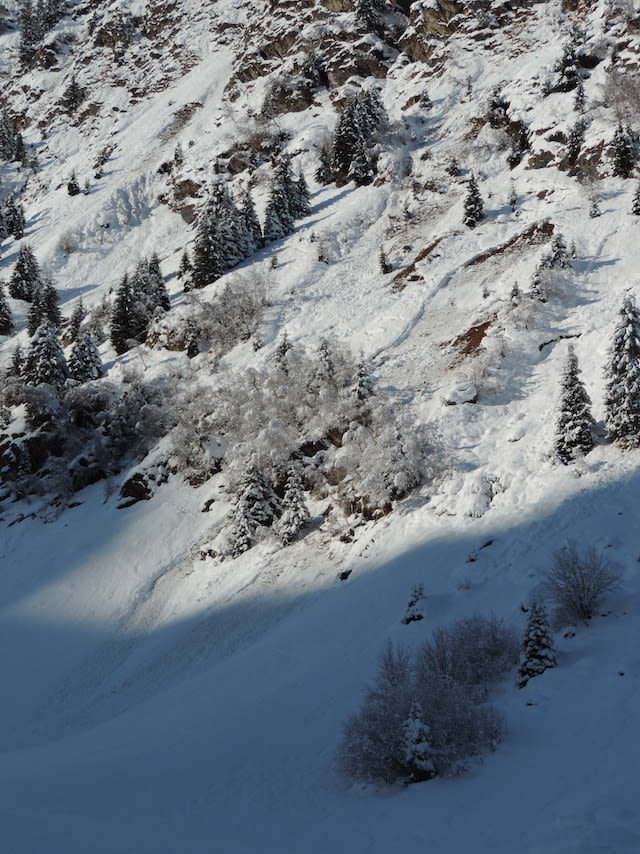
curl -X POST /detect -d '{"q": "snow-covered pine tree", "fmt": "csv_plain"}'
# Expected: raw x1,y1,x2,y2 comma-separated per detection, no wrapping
348,135,375,186
330,98,361,178
138,253,170,312
8,343,25,378
0,281,15,335
24,319,69,389
554,345,595,464
276,464,310,545
463,173,484,228
65,299,84,344
62,75,85,115
517,602,557,689
314,338,337,390
67,171,81,196
352,356,374,408
27,277,62,335
18,0,38,65
553,39,581,93
68,333,103,383
263,183,293,243
177,248,192,280
228,461,281,555
110,273,139,354
9,244,42,301
240,188,263,253
574,78,585,113
314,142,334,185
631,180,640,216
401,584,425,624
290,170,311,218
274,331,292,372
566,117,586,166
542,232,571,270
190,199,227,288
604,295,640,446
3,195,26,239
611,123,636,178
402,701,436,782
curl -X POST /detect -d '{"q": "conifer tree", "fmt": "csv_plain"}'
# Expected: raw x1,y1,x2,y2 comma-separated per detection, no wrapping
554,345,595,464
2,195,26,239
228,461,281,555
631,180,640,216
177,248,192,280
352,356,374,407
67,171,81,196
290,170,311,218
348,135,375,186
27,277,61,336
0,281,15,335
9,342,25,378
65,299,84,344
62,75,85,115
463,173,484,228
402,701,436,782
18,0,38,65
314,338,337,390
9,244,42,301
110,273,138,354
517,602,557,688
604,295,640,446
68,332,102,383
331,98,361,178
24,319,69,389
315,142,334,186
611,123,636,178
276,464,309,546
566,117,586,166
240,189,263,252
190,200,227,288
542,232,571,270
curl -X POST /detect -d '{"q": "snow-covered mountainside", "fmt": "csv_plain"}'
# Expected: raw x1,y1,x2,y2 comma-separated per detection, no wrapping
1,0,640,850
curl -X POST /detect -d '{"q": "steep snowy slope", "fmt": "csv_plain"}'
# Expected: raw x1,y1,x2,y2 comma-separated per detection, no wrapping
0,0,640,850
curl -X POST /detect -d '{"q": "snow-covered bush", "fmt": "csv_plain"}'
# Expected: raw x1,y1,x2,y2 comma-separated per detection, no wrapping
414,614,519,692
337,627,506,786
545,542,620,627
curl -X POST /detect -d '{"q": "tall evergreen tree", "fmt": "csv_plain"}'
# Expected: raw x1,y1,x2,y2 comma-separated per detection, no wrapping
330,98,361,177
352,356,374,407
240,189,263,252
555,345,595,464
348,135,375,186
315,142,334,186
604,295,640,446
0,281,15,335
463,173,484,228
24,319,69,389
3,196,26,239
9,244,42,301
65,298,84,344
517,602,557,689
110,273,138,354
177,248,192,280
290,170,311,218
228,461,281,555
18,0,38,65
263,171,294,243
631,180,640,216
190,200,227,289
276,464,309,546
566,117,586,166
27,276,61,336
68,332,102,383
611,123,636,178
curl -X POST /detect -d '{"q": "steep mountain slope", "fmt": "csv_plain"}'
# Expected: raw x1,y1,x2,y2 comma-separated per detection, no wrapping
1,0,640,851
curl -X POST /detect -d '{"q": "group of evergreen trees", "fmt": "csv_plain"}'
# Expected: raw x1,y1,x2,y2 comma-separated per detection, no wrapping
554,295,640,462
110,254,170,353
228,460,310,556
0,195,26,242
0,109,25,164
315,89,386,186
18,0,66,65
187,160,309,291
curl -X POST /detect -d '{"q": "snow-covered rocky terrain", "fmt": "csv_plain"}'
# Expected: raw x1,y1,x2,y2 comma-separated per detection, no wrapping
1,0,640,850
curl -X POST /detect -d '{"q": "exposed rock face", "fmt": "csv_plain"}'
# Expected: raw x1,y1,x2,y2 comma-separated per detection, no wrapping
399,0,462,63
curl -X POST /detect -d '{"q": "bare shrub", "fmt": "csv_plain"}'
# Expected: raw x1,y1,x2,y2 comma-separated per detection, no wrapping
337,617,511,786
545,542,620,626
415,614,519,692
